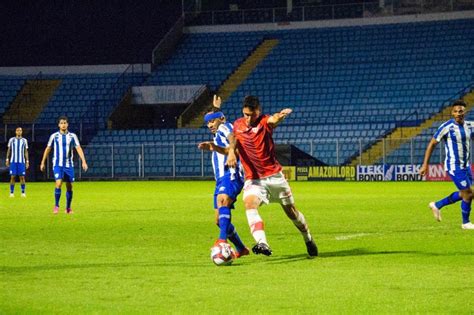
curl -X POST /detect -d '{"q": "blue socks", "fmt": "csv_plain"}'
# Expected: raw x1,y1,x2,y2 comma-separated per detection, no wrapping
54,188,61,207
217,206,246,252
227,224,246,252
435,192,461,209
461,200,471,224
218,206,231,240
20,184,25,194
66,191,73,209
10,184,14,194
435,191,471,223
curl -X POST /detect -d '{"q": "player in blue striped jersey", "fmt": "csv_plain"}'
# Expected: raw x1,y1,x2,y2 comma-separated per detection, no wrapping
198,95,249,258
420,100,474,229
40,116,88,214
5,127,29,197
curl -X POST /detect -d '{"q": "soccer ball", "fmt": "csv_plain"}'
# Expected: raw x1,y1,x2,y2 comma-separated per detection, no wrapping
210,242,235,266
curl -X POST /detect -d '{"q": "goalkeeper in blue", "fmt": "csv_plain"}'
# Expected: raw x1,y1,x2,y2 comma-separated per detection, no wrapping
198,95,250,258
420,100,474,229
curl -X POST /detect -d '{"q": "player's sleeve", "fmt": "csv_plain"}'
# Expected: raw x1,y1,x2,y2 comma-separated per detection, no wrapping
7,138,12,147
72,133,81,147
467,121,474,138
47,134,55,147
433,123,449,142
261,115,273,129
24,139,28,149
218,122,232,138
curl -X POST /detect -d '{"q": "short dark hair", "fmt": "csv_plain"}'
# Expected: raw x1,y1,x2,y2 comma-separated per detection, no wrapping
243,95,260,110
57,116,68,123
452,100,467,107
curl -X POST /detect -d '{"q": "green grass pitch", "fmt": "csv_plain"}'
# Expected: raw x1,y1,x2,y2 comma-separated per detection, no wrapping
1,181,473,313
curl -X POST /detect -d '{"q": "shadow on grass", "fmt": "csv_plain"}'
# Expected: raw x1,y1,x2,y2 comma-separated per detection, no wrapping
260,247,474,265
320,248,474,258
0,261,194,274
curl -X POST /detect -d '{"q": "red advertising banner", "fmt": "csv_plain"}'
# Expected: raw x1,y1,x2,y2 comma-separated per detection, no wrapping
425,164,474,181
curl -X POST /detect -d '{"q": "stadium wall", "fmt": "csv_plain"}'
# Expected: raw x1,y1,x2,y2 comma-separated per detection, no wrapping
185,9,474,33
0,64,151,76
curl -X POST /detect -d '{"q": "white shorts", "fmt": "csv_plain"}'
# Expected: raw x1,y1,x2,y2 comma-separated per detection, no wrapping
243,172,294,206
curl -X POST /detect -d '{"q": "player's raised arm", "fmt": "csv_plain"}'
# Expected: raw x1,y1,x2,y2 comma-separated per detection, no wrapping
213,94,222,110
419,138,438,176
226,132,237,168
268,108,293,127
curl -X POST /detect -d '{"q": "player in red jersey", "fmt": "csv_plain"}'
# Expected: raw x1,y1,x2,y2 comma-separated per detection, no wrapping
226,95,318,257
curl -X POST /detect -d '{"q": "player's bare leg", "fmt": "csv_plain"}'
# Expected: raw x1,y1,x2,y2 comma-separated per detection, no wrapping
281,203,318,257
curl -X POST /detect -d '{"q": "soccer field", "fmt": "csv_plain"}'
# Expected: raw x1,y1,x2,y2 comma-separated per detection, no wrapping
1,181,473,314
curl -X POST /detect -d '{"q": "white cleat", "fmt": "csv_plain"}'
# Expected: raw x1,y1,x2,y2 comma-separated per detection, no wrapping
9,193,14,198
461,222,474,230
429,202,441,222
21,193,26,198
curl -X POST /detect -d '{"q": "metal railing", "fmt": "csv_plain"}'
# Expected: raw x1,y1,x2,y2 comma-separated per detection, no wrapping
35,137,454,180
0,137,462,180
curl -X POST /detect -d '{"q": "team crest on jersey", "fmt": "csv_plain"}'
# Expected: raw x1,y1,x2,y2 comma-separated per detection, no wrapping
251,127,260,133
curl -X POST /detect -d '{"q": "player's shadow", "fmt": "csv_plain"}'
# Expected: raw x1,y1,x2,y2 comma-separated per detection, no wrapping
318,248,474,258
319,248,414,258
0,261,192,274
264,247,462,265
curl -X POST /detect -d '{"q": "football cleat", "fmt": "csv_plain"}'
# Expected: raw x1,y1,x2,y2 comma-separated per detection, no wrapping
252,242,272,256
9,193,14,198
429,202,441,222
66,208,73,214
21,193,26,198
234,247,250,258
461,222,474,230
53,206,59,214
305,238,318,257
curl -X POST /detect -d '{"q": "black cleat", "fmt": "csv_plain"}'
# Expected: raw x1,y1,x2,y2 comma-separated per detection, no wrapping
252,243,273,256
305,239,318,257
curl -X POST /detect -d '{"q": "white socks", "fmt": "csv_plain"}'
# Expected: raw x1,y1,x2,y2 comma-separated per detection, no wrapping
292,211,312,242
246,209,268,245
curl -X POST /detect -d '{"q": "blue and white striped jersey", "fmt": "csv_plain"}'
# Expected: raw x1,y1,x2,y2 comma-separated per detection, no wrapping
434,119,474,173
47,131,80,168
7,137,28,163
212,122,244,181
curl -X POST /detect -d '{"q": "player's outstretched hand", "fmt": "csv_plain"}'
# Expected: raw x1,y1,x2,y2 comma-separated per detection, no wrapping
419,164,427,176
198,142,212,151
82,162,88,172
226,152,237,168
213,95,222,109
280,108,293,117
